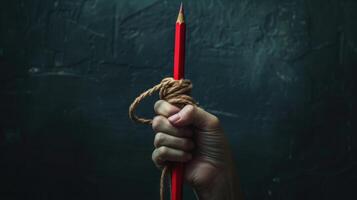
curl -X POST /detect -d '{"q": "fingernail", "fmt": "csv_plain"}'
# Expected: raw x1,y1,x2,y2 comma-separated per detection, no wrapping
168,113,180,123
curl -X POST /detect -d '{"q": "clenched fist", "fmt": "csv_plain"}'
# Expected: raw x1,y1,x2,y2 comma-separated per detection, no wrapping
151,100,243,200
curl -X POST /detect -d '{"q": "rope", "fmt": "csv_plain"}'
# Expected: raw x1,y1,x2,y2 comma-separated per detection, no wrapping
129,77,197,200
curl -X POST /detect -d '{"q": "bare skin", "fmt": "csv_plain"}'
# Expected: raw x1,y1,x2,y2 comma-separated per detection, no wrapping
151,100,244,200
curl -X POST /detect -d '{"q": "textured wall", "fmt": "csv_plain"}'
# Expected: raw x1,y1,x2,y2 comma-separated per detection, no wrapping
0,0,356,199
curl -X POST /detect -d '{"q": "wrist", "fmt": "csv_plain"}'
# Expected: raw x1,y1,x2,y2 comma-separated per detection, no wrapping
193,164,243,200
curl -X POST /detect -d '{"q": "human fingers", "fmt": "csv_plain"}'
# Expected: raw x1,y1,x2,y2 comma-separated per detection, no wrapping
168,105,221,130
154,132,195,151
154,100,180,117
152,146,192,169
152,115,193,137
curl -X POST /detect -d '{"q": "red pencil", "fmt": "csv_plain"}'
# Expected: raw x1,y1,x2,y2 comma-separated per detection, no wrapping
172,3,186,200
173,3,185,80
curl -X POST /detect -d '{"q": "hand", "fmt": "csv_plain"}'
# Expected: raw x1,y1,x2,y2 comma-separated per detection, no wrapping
151,100,243,200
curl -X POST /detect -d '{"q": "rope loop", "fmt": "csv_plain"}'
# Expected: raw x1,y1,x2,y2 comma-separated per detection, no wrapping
129,77,197,125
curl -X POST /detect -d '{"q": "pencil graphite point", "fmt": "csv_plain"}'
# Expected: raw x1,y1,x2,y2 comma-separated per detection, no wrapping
177,3,185,24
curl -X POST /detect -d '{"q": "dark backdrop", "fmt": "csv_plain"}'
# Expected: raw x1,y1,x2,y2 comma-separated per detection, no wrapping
1,0,356,199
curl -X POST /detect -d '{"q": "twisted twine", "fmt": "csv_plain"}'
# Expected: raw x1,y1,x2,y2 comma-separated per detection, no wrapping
129,77,197,200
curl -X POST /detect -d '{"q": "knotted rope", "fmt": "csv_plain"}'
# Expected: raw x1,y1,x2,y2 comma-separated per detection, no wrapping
129,77,197,200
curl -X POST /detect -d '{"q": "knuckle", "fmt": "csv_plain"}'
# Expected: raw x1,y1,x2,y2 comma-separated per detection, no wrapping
154,133,165,147
152,152,163,169
154,100,165,113
179,105,195,122
152,115,164,132
185,104,195,115
151,150,157,162
210,115,221,128
158,146,168,155
152,149,167,169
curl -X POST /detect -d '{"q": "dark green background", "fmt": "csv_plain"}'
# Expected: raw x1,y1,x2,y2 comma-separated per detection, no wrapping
1,0,356,199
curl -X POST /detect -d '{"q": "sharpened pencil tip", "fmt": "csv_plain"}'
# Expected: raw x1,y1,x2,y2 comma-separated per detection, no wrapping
177,2,185,23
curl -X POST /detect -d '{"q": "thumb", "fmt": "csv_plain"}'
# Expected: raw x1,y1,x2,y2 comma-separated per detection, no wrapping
168,105,221,130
